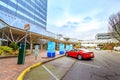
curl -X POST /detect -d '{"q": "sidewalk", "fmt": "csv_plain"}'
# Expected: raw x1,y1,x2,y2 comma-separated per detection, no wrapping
0,50,64,80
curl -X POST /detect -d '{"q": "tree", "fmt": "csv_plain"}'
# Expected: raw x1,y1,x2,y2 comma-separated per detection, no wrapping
108,11,120,42
9,42,19,51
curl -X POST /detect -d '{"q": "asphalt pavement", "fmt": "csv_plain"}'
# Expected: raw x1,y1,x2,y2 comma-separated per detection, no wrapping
24,50,120,80
24,57,76,80
62,50,120,80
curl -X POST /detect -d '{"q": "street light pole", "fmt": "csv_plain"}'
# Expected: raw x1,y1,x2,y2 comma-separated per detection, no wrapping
23,24,30,64
17,24,30,64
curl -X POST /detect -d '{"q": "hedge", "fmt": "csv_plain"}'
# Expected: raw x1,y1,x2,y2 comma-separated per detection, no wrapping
0,46,13,53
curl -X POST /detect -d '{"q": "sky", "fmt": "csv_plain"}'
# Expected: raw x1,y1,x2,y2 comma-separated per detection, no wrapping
47,0,120,40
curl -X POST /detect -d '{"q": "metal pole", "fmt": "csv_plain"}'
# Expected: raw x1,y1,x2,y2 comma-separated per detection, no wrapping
23,24,30,64
23,30,28,64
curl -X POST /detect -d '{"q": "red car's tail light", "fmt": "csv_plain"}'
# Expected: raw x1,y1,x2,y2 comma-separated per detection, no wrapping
90,53,94,57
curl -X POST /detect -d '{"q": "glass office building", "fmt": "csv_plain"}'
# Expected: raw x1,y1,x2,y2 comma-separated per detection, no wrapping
0,0,55,37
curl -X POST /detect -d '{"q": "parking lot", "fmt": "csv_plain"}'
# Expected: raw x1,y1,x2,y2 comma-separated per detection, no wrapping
24,50,120,80
63,50,120,80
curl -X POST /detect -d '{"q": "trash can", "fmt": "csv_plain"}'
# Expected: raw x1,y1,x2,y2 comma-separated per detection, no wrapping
47,52,51,57
47,51,56,57
17,43,25,64
59,51,64,54
51,51,56,57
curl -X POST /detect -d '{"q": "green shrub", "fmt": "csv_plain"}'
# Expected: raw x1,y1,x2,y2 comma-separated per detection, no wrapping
9,42,19,51
98,42,116,50
0,46,13,53
0,49,4,55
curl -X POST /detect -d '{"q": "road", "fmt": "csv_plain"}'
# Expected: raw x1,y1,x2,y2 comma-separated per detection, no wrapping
24,50,120,80
62,50,120,80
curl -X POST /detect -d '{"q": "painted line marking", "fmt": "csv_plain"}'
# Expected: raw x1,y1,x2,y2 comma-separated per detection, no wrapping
80,62,101,68
42,65,59,80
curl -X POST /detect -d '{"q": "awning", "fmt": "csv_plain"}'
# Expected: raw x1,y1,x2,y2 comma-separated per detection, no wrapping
0,19,76,44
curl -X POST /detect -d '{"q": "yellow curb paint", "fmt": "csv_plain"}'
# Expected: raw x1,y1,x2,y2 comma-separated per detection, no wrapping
17,62,42,80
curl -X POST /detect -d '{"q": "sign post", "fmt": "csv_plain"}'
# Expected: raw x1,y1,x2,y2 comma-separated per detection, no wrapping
47,41,56,57
59,43,64,54
24,24,30,63
70,44,73,50
17,24,30,64
66,45,70,52
34,45,39,60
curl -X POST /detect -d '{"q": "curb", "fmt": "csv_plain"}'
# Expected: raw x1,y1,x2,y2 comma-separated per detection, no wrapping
17,62,42,80
42,55,65,63
17,55,65,80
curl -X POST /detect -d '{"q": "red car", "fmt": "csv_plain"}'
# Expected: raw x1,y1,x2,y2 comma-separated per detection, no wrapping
65,49,94,60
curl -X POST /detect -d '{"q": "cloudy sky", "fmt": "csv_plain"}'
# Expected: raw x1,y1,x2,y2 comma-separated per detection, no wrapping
47,0,120,40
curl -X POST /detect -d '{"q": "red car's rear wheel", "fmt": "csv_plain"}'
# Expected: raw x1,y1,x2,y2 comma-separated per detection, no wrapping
78,55,82,60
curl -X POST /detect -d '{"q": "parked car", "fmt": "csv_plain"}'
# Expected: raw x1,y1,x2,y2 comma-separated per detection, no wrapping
95,47,100,50
113,46,120,51
65,49,94,60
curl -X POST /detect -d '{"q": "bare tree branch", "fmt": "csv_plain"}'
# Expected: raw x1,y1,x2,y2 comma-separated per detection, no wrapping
108,11,120,42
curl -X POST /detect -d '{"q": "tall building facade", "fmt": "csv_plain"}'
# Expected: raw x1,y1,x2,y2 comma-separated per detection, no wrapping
0,0,55,37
